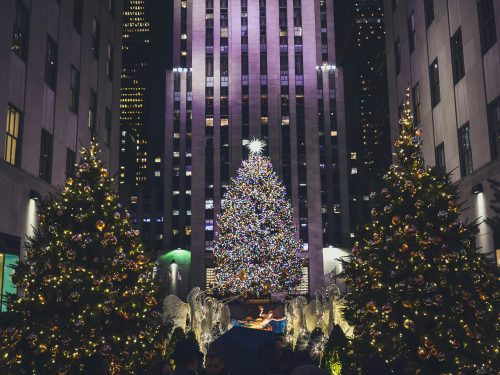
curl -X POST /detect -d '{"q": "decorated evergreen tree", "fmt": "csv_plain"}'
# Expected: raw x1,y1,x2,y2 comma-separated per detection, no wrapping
341,90,499,373
320,324,347,375
0,143,166,374
213,139,302,295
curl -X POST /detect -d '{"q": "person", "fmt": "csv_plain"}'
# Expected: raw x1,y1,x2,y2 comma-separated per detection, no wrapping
275,336,293,373
204,350,229,375
149,359,174,375
172,340,201,375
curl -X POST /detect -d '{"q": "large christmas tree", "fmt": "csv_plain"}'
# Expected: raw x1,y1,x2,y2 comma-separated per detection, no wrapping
213,140,303,295
341,91,499,373
0,143,166,374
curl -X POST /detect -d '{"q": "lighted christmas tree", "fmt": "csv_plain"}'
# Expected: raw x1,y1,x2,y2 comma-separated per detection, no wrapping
0,143,166,374
341,90,499,373
213,139,302,295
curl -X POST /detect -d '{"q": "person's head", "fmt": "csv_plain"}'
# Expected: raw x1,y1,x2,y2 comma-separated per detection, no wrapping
149,359,173,375
205,350,225,375
172,340,199,371
274,336,284,351
82,353,109,375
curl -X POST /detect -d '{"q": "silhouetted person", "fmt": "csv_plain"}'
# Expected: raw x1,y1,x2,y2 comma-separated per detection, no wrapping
150,359,174,375
172,340,201,375
204,350,230,375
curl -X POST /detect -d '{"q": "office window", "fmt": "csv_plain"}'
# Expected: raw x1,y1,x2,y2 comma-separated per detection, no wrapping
12,0,29,61
451,28,465,84
487,96,500,159
435,142,445,173
408,12,416,53
458,123,473,177
66,148,76,177
89,89,97,133
412,83,421,125
106,43,113,79
4,105,22,166
104,107,111,145
429,59,440,107
73,0,83,33
39,129,53,183
44,36,58,90
91,17,99,58
478,0,497,54
424,0,434,28
69,65,79,113
394,38,401,75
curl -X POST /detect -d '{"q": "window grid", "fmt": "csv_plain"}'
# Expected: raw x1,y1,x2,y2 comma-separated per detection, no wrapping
4,105,22,166
451,28,465,84
458,123,473,177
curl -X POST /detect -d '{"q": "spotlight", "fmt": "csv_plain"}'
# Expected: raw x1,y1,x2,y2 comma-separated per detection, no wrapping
29,190,41,200
471,183,483,195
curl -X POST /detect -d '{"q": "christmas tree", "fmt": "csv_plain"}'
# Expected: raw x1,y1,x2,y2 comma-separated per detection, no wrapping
0,143,166,374
213,139,302,295
341,90,499,373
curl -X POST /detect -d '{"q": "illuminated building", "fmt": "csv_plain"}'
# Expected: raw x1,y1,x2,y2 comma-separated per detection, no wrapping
120,0,169,251
164,0,349,294
0,0,122,307
385,0,500,263
336,0,391,239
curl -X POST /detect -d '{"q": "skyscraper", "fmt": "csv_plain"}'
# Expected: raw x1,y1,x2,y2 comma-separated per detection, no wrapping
164,0,348,294
384,0,500,264
120,0,169,251
0,0,122,309
336,0,391,238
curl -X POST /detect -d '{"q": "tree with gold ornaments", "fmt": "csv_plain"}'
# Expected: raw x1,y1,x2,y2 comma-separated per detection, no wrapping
341,90,499,373
213,139,303,296
0,143,167,374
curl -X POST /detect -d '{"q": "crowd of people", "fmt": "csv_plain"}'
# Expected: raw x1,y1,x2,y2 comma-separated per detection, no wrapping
81,335,427,375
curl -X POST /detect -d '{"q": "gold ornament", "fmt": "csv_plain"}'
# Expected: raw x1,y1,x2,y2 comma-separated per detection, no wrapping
402,300,412,308
136,254,146,265
238,269,247,281
399,243,409,253
146,296,157,307
95,220,106,231
418,347,427,358
391,216,401,225
66,178,74,186
403,319,414,330
366,301,378,313
424,338,434,349
38,344,48,353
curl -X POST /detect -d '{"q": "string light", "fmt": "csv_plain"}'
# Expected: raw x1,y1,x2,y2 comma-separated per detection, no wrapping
213,144,303,295
340,88,499,373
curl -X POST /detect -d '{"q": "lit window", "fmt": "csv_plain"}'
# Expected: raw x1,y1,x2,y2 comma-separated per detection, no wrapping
351,168,358,174
155,171,161,177
4,105,22,166
331,130,337,136
350,152,357,160
155,157,161,163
